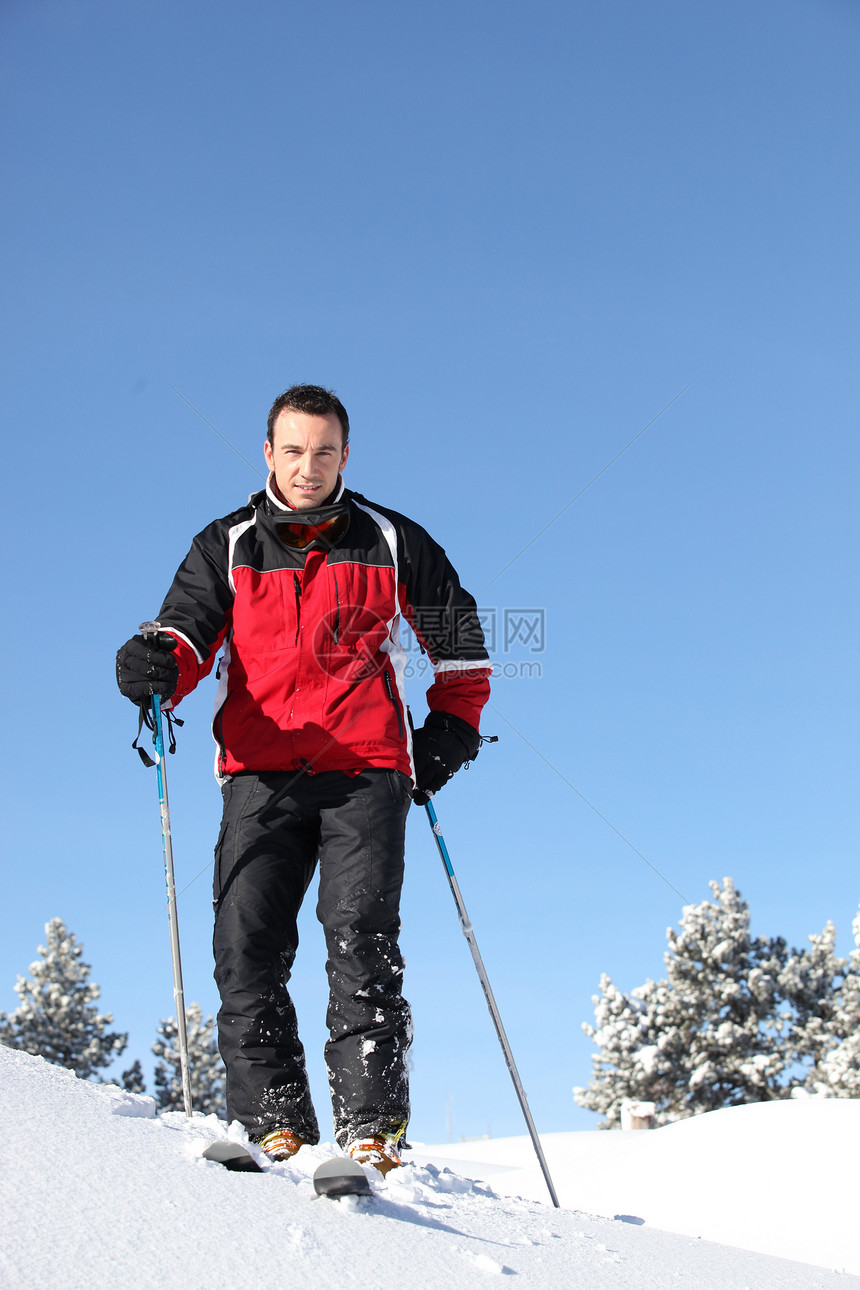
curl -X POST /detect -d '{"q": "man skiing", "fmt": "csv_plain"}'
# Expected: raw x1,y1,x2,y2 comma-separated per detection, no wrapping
116,384,490,1175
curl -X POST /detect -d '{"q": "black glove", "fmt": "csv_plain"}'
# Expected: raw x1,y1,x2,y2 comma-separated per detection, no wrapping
116,632,179,704
411,711,481,805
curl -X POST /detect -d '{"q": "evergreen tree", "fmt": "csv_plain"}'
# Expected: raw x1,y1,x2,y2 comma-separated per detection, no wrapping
120,1058,147,1095
778,920,847,1081
569,972,677,1127
153,1003,226,1116
576,882,860,1125
782,910,860,1096
575,879,792,1125
0,918,127,1078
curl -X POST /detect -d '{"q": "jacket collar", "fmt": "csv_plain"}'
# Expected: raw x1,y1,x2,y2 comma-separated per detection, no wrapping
259,478,351,552
265,473,346,512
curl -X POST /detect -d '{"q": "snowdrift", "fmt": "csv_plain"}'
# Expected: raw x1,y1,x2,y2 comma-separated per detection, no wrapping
0,1045,857,1290
414,1098,860,1272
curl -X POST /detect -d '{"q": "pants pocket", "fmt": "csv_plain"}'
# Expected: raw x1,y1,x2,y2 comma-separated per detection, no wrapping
386,769,412,808
212,775,259,908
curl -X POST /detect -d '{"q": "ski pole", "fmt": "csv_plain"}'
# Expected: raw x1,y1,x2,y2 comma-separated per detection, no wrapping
140,622,193,1118
424,800,560,1208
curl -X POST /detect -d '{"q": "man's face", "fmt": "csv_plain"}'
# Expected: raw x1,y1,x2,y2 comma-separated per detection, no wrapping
264,409,349,510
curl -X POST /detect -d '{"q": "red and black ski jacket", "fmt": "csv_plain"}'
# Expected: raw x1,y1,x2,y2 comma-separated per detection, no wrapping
156,479,491,781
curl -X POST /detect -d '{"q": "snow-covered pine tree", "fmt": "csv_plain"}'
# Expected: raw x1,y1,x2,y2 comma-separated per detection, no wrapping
568,973,677,1127
120,1059,147,1095
153,1003,225,1116
781,908,860,1096
575,879,790,1125
0,918,127,1078
778,919,848,1083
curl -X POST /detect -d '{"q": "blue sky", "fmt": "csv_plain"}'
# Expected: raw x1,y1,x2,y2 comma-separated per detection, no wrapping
1,0,857,1141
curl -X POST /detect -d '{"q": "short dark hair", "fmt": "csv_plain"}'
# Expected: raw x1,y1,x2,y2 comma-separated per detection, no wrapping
267,385,350,447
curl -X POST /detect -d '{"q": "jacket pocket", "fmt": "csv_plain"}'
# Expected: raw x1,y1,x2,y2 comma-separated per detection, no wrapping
382,668,405,738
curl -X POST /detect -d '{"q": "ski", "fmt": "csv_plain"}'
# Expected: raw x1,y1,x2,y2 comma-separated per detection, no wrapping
201,1141,373,1195
201,1139,264,1172
313,1156,372,1198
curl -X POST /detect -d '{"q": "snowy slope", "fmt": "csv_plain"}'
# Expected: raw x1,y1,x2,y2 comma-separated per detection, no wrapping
0,1046,857,1290
412,1098,860,1274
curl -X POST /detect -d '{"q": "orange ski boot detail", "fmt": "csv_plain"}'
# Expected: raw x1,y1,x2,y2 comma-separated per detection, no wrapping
347,1136,403,1177
258,1128,304,1162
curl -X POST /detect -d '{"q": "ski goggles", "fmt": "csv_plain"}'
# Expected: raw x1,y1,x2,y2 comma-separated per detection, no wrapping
274,511,349,551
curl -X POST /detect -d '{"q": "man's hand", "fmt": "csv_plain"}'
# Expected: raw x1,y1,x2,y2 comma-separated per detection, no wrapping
116,632,179,704
411,711,481,805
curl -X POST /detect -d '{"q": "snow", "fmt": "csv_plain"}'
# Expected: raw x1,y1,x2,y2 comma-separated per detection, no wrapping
412,1099,860,1274
1,1046,858,1289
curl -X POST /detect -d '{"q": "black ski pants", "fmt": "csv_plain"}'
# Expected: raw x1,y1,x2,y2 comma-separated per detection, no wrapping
212,768,412,1148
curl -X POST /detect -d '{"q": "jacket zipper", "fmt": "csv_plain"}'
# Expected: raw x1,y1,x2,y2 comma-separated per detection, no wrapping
382,669,404,738
293,572,302,644
214,703,228,776
332,571,340,645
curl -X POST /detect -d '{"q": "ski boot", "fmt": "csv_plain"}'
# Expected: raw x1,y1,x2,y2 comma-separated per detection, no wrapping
257,1127,304,1162
347,1135,403,1177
